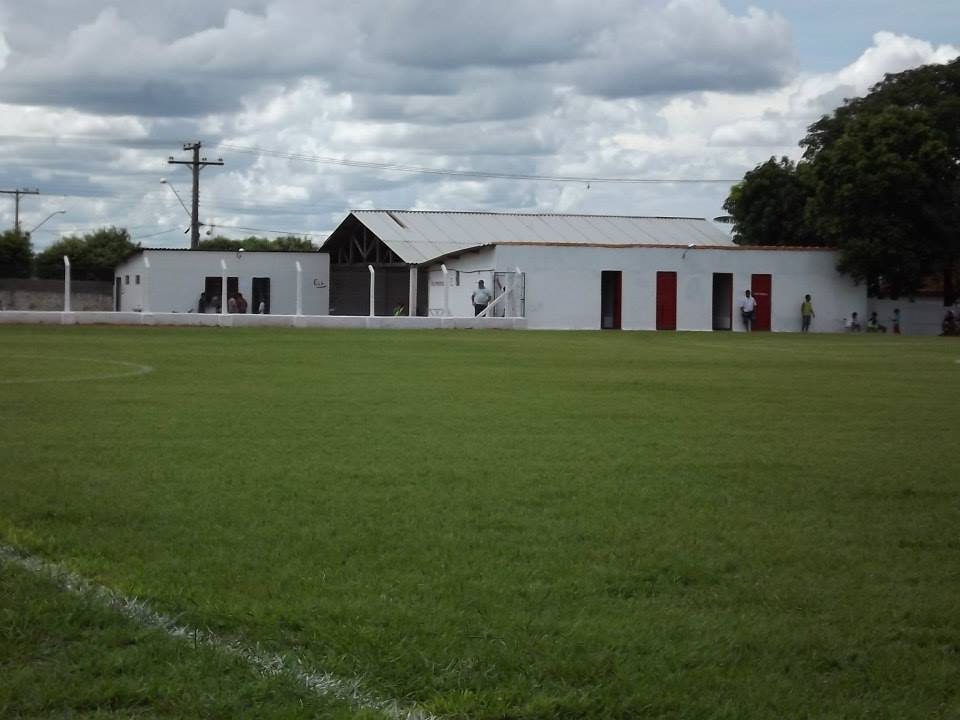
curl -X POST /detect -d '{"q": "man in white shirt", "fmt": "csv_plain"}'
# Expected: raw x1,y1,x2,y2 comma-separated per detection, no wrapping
472,280,492,316
738,290,757,331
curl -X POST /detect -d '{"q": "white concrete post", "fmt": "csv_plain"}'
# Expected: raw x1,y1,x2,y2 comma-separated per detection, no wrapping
441,264,449,316
142,256,150,313
220,259,228,315
63,256,71,312
408,266,417,317
515,266,522,317
295,261,303,316
368,264,375,317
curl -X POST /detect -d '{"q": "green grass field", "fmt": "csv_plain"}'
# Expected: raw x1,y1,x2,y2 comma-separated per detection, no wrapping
1,326,958,719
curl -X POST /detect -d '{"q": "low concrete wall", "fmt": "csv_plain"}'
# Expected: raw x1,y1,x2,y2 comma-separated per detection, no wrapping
0,278,113,311
0,311,528,330
869,297,958,336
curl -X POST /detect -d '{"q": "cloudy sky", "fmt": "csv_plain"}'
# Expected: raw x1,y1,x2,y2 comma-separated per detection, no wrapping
0,1,956,250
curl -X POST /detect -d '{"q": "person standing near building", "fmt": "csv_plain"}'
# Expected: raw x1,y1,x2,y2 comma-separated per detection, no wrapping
738,289,757,332
891,308,902,334
800,294,815,333
472,279,492,317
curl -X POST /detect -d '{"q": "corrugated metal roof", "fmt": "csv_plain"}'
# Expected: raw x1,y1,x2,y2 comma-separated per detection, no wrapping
327,210,735,264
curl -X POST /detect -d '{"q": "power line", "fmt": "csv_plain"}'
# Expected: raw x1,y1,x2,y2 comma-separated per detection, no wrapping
133,227,180,241
167,141,223,248
0,133,742,184
0,134,190,148
33,223,321,242
38,188,328,216
217,142,740,184
205,223,328,238
0,188,40,232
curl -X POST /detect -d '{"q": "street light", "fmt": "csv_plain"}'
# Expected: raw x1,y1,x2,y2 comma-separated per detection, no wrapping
160,178,191,219
28,210,66,234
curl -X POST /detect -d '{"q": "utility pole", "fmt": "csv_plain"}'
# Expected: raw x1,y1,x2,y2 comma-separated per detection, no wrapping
167,142,223,249
1,188,40,234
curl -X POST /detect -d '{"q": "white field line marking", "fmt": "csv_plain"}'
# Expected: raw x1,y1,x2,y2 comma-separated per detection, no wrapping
0,355,154,384
0,542,439,720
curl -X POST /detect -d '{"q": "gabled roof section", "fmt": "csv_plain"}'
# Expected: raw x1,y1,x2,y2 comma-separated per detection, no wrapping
321,210,735,265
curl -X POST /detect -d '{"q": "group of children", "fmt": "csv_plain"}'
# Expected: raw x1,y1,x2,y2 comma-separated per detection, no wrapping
846,309,901,334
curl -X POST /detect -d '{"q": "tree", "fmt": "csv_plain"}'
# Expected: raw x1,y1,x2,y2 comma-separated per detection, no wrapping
723,157,824,247
34,227,139,280
802,57,960,303
270,235,315,251
0,230,33,278
196,235,315,251
805,105,958,300
196,236,244,251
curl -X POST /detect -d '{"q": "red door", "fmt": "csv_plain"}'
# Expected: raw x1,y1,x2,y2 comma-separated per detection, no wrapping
751,274,772,331
656,271,677,330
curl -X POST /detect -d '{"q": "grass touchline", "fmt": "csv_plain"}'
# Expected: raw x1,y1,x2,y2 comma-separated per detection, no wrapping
0,541,438,720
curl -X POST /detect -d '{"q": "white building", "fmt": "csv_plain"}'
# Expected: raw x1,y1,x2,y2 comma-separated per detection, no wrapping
114,249,330,315
321,210,867,332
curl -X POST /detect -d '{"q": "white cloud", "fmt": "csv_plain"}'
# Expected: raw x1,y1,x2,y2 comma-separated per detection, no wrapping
0,4,957,249
657,32,960,159
0,0,795,116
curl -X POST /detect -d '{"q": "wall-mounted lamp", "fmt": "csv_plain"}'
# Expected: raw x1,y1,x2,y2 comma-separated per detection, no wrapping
236,247,245,260
682,242,696,260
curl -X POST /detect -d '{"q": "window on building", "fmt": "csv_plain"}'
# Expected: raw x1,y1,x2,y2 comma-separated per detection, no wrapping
135,275,140,285
125,275,129,285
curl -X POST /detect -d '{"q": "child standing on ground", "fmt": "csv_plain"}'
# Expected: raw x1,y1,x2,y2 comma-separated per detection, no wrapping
800,294,815,333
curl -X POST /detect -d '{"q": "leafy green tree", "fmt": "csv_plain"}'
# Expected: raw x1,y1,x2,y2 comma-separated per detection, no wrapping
34,227,139,280
196,236,244,251
723,157,824,247
0,230,33,278
802,57,960,302
726,58,960,302
803,58,960,161
805,105,957,299
269,235,315,251
197,235,315,252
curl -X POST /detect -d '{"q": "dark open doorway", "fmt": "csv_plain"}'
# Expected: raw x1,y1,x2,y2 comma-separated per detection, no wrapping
204,276,238,313
712,273,733,330
601,271,622,329
252,277,270,314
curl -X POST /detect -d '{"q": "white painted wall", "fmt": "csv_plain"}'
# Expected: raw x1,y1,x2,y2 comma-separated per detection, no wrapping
424,248,496,316
0,311,527,330
426,244,866,331
115,251,329,315
115,262,146,311
869,296,959,336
